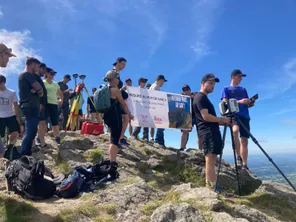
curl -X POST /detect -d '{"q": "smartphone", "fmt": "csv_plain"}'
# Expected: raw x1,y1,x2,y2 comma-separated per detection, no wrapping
250,94,258,101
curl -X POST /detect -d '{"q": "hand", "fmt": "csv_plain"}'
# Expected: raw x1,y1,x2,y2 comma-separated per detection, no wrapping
121,86,127,91
40,104,43,112
67,88,73,92
20,125,25,135
58,100,63,107
239,98,251,105
220,117,230,125
129,114,134,120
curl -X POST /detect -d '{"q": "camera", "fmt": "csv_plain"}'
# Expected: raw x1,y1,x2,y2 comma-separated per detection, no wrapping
219,98,239,116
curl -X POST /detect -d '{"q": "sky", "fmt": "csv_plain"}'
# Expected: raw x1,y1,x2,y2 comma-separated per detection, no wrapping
1,0,296,155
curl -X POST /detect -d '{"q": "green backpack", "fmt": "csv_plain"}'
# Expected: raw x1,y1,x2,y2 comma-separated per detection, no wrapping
94,85,117,113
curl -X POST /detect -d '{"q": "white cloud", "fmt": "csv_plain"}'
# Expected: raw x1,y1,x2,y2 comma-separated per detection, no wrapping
0,29,42,77
176,0,223,74
258,57,296,100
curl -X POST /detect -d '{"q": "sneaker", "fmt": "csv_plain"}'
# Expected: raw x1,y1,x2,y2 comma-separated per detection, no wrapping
242,164,255,176
237,156,242,168
179,147,186,151
150,139,155,143
55,137,61,145
120,138,130,146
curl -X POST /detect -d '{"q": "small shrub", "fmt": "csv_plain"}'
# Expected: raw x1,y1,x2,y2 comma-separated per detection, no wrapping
143,147,153,155
85,149,104,163
147,180,159,189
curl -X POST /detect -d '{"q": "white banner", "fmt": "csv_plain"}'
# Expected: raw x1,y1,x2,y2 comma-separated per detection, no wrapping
126,87,192,129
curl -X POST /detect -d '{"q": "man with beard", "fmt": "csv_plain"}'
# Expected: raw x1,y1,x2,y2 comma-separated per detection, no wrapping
0,43,16,158
18,57,43,155
193,73,230,188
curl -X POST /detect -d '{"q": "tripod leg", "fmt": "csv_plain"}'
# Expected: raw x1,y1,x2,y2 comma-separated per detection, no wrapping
215,125,227,192
236,118,296,192
229,123,242,196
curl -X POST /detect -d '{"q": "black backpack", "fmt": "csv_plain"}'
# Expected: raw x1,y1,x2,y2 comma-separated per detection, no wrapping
5,156,56,200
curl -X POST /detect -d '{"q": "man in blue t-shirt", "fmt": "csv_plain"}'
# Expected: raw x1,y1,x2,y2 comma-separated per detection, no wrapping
221,69,256,172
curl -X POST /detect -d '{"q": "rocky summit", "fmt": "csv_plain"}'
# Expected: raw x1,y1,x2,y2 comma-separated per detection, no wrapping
0,131,295,222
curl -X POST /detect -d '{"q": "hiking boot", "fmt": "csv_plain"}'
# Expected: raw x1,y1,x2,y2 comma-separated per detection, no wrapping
109,162,120,181
55,137,61,145
242,164,255,176
120,138,130,146
237,156,242,168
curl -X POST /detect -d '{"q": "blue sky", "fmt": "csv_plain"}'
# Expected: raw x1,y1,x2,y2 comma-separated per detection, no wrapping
1,0,296,154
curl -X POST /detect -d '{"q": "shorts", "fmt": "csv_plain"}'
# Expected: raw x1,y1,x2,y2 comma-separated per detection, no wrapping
0,116,20,137
233,116,250,138
78,109,83,116
104,106,122,146
39,104,47,121
120,105,126,115
199,130,222,156
47,104,59,126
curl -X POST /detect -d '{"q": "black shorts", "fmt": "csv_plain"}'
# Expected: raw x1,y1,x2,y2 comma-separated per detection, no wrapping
39,104,47,121
104,106,122,146
233,116,250,138
47,104,59,126
0,116,20,137
199,130,222,156
78,109,83,116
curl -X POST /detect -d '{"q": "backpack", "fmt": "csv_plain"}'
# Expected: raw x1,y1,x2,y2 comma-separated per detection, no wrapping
93,85,117,113
56,169,88,198
91,160,119,183
5,156,56,200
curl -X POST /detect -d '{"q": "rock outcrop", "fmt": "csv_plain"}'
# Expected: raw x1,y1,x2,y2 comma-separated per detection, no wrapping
0,131,295,222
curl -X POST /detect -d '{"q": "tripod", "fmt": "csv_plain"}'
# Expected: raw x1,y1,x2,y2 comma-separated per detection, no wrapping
215,115,242,196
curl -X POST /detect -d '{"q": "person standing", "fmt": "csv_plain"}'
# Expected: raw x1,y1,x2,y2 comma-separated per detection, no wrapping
221,69,255,172
193,73,230,188
43,68,64,144
0,74,21,157
132,77,148,139
0,43,16,157
180,84,199,151
142,83,151,141
87,88,102,123
36,63,48,148
149,75,167,147
18,57,44,155
102,70,134,177
58,74,72,130
112,57,130,146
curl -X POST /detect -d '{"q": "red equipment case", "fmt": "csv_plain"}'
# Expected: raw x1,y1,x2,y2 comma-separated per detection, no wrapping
80,122,104,136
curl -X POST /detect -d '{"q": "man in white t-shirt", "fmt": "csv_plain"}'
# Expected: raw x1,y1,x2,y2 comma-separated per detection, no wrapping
0,74,21,156
0,43,16,157
149,75,167,147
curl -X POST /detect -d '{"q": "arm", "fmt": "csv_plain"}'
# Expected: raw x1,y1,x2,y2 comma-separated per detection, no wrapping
57,88,64,101
114,88,133,119
13,102,21,122
25,73,44,97
200,109,224,124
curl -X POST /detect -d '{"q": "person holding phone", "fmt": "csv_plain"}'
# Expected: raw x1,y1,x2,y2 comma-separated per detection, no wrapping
221,69,256,172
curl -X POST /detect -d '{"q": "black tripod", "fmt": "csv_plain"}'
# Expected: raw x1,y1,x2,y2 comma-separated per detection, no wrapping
215,115,242,196
236,117,296,192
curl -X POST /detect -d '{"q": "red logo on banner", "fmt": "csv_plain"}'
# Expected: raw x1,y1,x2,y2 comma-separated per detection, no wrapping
140,114,149,122
154,116,162,124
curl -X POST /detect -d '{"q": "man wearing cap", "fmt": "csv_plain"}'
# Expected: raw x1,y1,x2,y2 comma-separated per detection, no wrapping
0,43,16,67
18,57,44,155
0,43,17,158
149,75,167,147
58,74,72,129
132,77,148,140
180,84,199,151
193,73,230,188
221,69,255,172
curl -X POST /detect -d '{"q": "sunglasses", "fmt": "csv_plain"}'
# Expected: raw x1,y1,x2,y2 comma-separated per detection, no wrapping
49,72,55,76
183,88,190,92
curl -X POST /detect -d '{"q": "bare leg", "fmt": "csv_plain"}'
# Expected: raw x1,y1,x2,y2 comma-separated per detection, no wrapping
205,153,217,185
240,137,248,165
109,144,118,162
232,125,240,158
38,120,47,146
150,128,155,140
120,114,129,139
52,125,60,137
128,121,133,137
181,130,189,149
9,131,19,144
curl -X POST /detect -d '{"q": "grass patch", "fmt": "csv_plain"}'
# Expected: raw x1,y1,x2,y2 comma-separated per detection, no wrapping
221,192,296,221
0,193,35,222
56,203,117,222
119,176,138,185
57,161,73,175
143,147,153,155
147,180,159,189
85,149,104,163
152,156,204,187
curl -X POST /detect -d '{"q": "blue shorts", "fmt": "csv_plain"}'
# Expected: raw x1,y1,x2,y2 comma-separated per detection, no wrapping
46,104,59,126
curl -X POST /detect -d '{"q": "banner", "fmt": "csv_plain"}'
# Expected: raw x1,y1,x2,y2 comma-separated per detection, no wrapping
126,87,192,129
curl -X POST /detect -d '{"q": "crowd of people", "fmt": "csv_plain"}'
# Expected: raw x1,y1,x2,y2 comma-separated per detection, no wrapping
0,42,256,189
